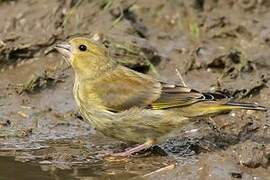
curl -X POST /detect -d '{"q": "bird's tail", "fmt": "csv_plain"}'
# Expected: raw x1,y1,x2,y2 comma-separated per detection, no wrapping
223,102,267,111
179,101,267,117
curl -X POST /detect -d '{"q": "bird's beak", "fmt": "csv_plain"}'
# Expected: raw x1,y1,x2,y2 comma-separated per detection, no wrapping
55,42,72,60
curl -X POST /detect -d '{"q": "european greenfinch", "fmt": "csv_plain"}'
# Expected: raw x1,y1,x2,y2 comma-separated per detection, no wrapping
55,37,266,156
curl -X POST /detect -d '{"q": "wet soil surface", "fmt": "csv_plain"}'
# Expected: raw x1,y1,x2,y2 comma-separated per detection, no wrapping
0,0,269,179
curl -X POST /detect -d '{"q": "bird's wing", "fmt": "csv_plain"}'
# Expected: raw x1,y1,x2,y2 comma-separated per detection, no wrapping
91,66,162,112
150,82,230,109
91,66,230,112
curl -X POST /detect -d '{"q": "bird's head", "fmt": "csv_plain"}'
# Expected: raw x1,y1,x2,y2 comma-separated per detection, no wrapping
55,37,115,79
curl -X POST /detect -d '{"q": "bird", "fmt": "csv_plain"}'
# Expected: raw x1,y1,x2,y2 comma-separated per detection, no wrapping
55,37,267,156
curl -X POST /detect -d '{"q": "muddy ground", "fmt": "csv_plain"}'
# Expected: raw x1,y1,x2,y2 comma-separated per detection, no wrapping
0,0,269,179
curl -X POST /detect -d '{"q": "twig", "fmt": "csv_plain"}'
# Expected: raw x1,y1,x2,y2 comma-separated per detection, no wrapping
142,164,175,177
175,68,187,87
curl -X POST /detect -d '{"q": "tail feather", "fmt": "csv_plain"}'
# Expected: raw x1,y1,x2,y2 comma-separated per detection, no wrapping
181,101,268,117
223,102,267,111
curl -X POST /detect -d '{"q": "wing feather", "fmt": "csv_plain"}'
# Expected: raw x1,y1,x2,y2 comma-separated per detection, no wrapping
151,84,231,109
90,66,231,111
91,66,161,111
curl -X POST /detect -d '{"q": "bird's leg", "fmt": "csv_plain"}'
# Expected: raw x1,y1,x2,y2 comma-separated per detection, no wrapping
112,139,155,157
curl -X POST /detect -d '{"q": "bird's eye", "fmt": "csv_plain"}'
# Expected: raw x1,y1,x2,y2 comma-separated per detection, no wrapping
78,44,87,51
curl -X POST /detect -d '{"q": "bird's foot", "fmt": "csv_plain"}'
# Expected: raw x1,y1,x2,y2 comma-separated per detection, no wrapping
110,139,155,157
